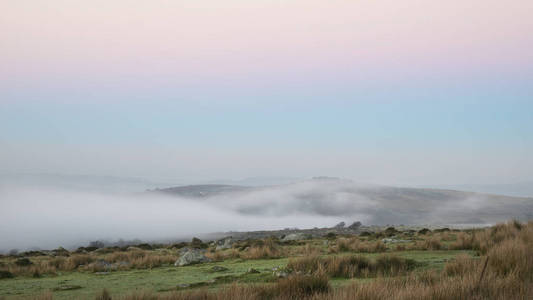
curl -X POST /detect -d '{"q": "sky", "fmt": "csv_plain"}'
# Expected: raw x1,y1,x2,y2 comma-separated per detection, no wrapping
1,0,533,186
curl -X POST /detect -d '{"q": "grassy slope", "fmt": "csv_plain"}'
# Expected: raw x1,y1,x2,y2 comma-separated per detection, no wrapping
0,250,473,299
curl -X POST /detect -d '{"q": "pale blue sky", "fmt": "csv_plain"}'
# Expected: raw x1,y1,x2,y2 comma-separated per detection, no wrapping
1,82,532,186
1,0,532,186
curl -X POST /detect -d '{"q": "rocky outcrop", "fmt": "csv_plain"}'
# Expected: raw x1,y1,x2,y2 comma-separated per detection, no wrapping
215,237,234,250
174,249,212,266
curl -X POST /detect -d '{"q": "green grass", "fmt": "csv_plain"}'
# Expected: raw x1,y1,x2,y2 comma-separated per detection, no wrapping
0,257,286,299
0,250,474,299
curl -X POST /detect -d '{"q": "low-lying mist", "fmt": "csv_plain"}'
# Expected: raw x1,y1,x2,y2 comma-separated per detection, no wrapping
0,185,346,251
2,177,532,252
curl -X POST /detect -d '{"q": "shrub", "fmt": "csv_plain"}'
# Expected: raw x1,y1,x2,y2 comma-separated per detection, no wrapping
15,258,33,266
0,270,14,279
418,228,431,235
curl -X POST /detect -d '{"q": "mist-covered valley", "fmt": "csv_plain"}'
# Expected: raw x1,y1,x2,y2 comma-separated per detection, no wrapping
2,175,532,252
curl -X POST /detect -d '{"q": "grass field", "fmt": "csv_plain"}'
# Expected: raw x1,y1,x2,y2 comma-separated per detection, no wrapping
0,221,531,299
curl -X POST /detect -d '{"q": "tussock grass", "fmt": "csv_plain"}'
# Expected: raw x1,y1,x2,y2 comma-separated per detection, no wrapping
329,237,387,253
288,254,416,278
242,239,285,259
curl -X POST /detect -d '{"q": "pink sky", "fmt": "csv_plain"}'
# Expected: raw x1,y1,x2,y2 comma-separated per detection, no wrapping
2,0,532,93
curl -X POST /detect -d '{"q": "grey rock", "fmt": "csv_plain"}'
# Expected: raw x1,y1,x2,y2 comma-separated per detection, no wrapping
174,249,212,266
211,266,229,272
281,233,311,242
215,237,233,251
272,266,290,278
93,260,113,270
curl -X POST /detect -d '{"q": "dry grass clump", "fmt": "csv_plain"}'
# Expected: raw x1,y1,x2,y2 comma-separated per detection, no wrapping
285,243,323,257
288,254,416,278
315,271,532,300
104,251,177,269
242,239,285,259
422,237,443,250
1,260,59,277
95,288,112,300
487,233,532,279
205,248,241,261
65,254,94,270
0,250,178,276
449,232,475,250
329,238,387,253
443,254,480,276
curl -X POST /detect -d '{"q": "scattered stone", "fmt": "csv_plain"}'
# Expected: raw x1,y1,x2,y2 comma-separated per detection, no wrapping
247,268,260,274
275,270,289,278
116,261,130,268
272,266,289,278
175,249,212,266
177,283,190,288
281,233,311,242
211,266,229,272
93,260,113,271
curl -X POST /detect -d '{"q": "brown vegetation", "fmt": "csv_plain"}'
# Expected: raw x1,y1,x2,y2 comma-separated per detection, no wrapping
288,254,416,278
92,220,533,300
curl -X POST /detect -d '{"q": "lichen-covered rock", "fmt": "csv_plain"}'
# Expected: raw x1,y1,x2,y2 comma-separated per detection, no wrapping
215,237,233,250
174,249,212,266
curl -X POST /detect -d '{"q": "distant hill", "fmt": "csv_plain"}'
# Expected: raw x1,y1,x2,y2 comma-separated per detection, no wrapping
154,178,533,225
154,184,254,198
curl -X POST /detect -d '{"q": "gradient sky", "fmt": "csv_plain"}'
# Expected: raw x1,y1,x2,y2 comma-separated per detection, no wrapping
1,0,532,186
